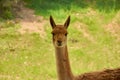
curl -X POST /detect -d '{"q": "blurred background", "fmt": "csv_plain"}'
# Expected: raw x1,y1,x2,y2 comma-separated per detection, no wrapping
0,0,120,80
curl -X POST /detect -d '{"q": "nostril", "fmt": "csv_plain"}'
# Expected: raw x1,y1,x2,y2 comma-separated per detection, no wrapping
57,40,62,44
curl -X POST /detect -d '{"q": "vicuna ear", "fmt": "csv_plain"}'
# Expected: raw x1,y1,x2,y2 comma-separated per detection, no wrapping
64,16,70,29
50,15,56,29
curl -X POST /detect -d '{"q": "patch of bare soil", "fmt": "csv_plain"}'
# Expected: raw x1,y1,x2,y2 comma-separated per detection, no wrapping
74,8,98,43
74,21,96,43
105,12,120,41
14,3,46,38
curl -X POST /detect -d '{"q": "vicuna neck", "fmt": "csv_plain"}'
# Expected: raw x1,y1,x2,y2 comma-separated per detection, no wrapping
55,45,74,80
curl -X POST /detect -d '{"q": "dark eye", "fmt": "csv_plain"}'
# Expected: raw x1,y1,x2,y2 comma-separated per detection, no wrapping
51,32,55,36
65,33,67,36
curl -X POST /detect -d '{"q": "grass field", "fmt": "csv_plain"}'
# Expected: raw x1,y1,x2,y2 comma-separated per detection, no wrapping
0,0,120,80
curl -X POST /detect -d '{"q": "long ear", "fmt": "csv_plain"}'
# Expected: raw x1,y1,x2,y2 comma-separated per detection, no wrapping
50,15,56,29
64,16,70,29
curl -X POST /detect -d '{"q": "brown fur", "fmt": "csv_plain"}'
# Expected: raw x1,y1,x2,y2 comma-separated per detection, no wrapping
75,68,120,80
49,16,120,80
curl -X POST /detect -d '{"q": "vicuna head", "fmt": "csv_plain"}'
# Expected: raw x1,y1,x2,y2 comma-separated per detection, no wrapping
50,16,70,48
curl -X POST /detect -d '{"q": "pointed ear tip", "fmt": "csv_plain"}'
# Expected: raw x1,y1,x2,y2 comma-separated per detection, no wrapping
50,15,52,18
68,15,70,18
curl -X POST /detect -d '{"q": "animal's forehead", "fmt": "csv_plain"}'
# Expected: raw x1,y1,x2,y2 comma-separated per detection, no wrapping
52,25,67,33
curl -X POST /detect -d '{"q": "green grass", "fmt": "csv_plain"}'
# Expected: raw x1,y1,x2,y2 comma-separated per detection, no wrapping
0,22,56,79
0,0,120,80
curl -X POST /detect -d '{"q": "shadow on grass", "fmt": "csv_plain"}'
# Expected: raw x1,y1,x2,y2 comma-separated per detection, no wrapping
95,0,120,12
24,0,87,16
24,0,120,17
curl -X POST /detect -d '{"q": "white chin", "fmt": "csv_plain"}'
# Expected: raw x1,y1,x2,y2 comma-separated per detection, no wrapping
57,45,64,48
55,44,64,48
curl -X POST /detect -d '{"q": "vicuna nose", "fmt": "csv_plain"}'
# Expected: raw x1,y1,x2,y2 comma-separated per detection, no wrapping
57,40,62,44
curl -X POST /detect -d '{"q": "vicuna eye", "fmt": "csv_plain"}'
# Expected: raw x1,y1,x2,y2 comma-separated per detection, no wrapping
65,33,67,36
51,32,55,36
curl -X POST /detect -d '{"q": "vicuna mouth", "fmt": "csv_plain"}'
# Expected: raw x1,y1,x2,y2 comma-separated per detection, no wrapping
57,42,62,46
56,40,63,46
